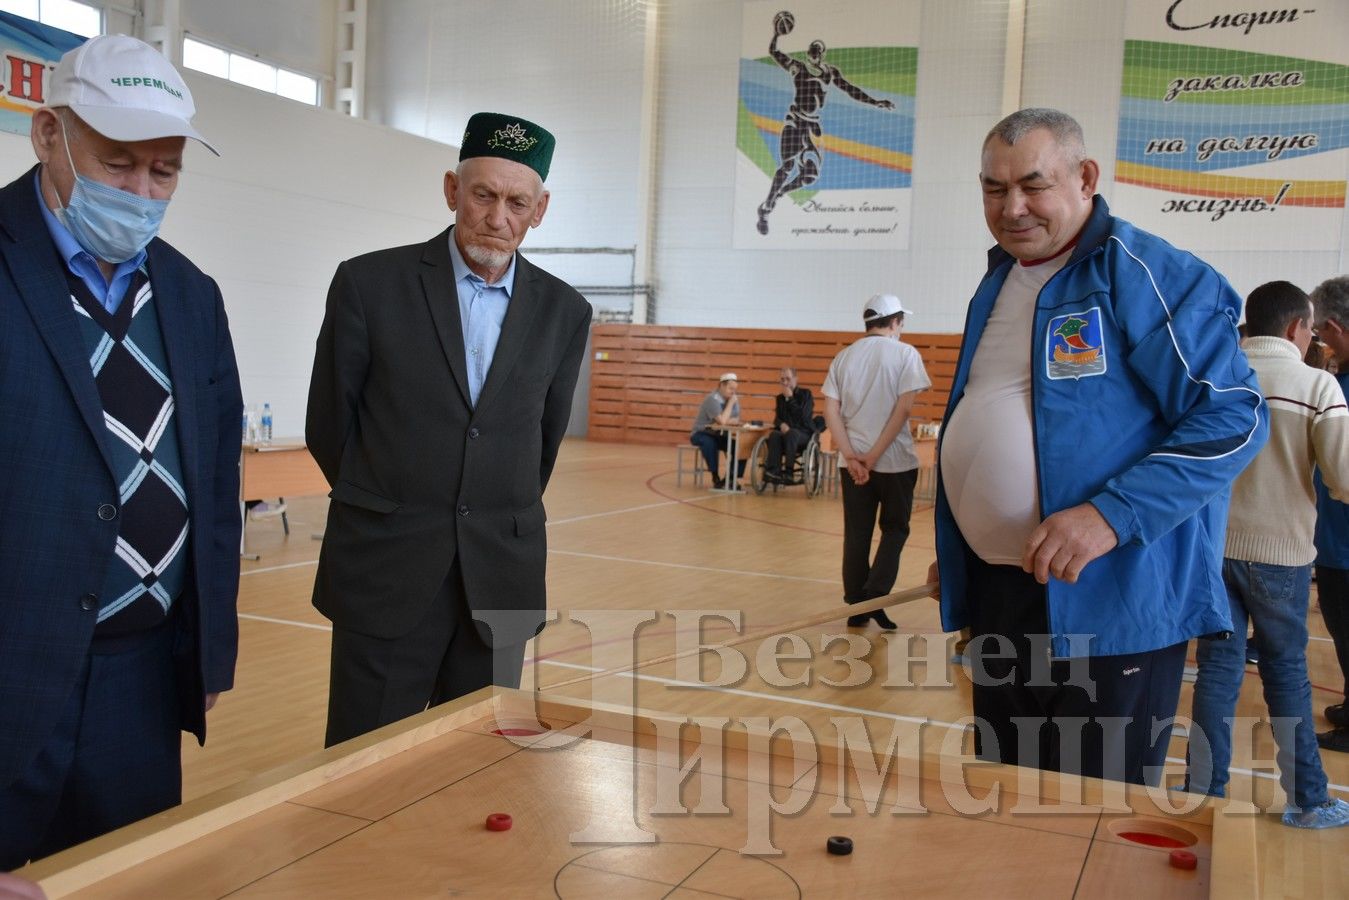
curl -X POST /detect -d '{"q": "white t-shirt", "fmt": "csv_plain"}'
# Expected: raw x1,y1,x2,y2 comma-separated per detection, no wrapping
941,255,1067,563
822,334,931,473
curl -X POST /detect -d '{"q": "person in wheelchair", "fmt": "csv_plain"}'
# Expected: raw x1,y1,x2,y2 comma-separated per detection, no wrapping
765,367,815,483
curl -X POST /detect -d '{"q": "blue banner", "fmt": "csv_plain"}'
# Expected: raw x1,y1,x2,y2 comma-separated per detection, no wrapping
0,10,85,136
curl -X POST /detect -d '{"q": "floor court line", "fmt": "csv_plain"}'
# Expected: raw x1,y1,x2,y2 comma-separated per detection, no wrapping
232,604,1338,701
549,495,720,525
237,558,1343,650
236,501,722,572
240,559,320,576
238,612,332,631
643,469,940,537
547,549,836,584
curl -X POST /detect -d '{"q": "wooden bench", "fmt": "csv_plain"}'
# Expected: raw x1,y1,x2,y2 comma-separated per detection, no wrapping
587,324,960,447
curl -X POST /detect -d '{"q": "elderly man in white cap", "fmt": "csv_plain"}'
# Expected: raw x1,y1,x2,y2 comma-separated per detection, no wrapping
0,35,240,868
690,372,744,489
822,294,930,629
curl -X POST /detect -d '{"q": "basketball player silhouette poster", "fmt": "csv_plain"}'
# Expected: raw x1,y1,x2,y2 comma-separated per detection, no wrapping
734,1,919,250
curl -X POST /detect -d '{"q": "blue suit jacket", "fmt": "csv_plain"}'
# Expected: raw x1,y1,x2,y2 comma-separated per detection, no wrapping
0,166,243,788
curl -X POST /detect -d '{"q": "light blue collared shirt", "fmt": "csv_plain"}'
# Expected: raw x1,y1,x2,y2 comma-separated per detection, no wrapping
35,171,146,314
448,229,515,407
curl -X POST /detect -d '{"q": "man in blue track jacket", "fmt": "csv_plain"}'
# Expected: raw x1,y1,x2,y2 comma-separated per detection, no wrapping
930,108,1266,786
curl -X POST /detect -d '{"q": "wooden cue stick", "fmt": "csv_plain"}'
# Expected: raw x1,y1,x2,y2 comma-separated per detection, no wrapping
542,581,939,692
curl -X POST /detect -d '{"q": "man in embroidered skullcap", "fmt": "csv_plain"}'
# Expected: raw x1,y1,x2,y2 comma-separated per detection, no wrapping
0,35,241,868
689,372,743,490
308,112,591,746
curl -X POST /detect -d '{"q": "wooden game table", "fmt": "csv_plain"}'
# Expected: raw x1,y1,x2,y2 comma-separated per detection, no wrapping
21,686,1269,899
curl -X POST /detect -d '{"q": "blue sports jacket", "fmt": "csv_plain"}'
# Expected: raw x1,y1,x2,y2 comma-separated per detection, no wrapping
1314,372,1349,569
935,196,1267,657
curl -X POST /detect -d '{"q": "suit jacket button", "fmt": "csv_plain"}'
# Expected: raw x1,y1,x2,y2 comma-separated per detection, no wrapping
80,593,97,611
97,503,117,521
458,504,469,516
468,427,480,439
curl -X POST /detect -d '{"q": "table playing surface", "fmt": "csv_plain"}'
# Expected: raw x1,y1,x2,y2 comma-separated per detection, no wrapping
25,690,1260,899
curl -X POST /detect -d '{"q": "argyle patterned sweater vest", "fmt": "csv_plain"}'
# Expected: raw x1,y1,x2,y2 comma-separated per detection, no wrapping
68,268,189,636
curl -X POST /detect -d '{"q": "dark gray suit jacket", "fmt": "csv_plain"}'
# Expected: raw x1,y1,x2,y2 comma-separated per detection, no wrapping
306,227,591,644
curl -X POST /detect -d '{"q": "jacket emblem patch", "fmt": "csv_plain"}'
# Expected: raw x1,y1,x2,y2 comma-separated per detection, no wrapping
1046,307,1107,380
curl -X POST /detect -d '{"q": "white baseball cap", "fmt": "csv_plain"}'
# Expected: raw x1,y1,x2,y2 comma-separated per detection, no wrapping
48,35,218,155
863,293,913,321
718,372,738,383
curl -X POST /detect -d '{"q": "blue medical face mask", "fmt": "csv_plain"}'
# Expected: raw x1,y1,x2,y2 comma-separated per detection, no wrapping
55,122,168,263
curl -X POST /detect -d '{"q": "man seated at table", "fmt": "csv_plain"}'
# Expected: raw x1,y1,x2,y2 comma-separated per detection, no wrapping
690,372,744,489
766,367,815,483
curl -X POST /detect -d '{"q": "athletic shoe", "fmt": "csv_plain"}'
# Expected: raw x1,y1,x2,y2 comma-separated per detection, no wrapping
1281,797,1349,829
248,500,287,520
1326,703,1348,728
1316,727,1349,754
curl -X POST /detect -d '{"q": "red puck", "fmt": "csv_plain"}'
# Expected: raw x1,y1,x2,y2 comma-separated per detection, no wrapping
1169,849,1197,870
485,813,512,832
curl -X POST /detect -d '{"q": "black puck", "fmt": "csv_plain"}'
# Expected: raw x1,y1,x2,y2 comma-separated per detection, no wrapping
826,836,853,856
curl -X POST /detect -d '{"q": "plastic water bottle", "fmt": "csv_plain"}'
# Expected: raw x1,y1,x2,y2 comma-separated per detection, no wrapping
261,403,273,444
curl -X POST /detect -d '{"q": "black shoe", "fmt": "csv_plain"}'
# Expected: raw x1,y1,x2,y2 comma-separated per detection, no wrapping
764,470,781,484
1317,727,1349,753
1245,647,1259,665
871,609,898,631
712,475,725,489
845,610,898,630
1327,703,1348,728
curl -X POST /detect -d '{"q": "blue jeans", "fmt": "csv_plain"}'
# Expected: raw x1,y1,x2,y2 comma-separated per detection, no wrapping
690,430,729,480
1187,559,1328,810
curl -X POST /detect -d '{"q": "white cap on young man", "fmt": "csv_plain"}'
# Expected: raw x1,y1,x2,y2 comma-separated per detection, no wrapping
718,372,738,383
863,293,913,321
47,34,218,155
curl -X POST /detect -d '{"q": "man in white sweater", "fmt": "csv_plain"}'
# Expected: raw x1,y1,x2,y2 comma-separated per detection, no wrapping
1186,280,1349,829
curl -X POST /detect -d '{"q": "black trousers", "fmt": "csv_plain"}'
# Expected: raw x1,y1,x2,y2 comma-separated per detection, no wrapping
765,426,811,475
0,622,182,870
965,559,1187,786
325,560,527,747
1315,565,1349,697
839,468,917,603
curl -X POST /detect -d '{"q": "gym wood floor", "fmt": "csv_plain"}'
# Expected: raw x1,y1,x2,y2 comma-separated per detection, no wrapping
198,438,1348,893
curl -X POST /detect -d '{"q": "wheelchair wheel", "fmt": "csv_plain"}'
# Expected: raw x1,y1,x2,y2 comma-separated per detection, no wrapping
749,433,771,494
802,438,824,497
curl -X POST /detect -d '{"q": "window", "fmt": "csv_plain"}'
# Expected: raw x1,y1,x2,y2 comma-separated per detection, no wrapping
275,68,317,106
182,37,227,79
0,0,101,37
182,35,319,107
